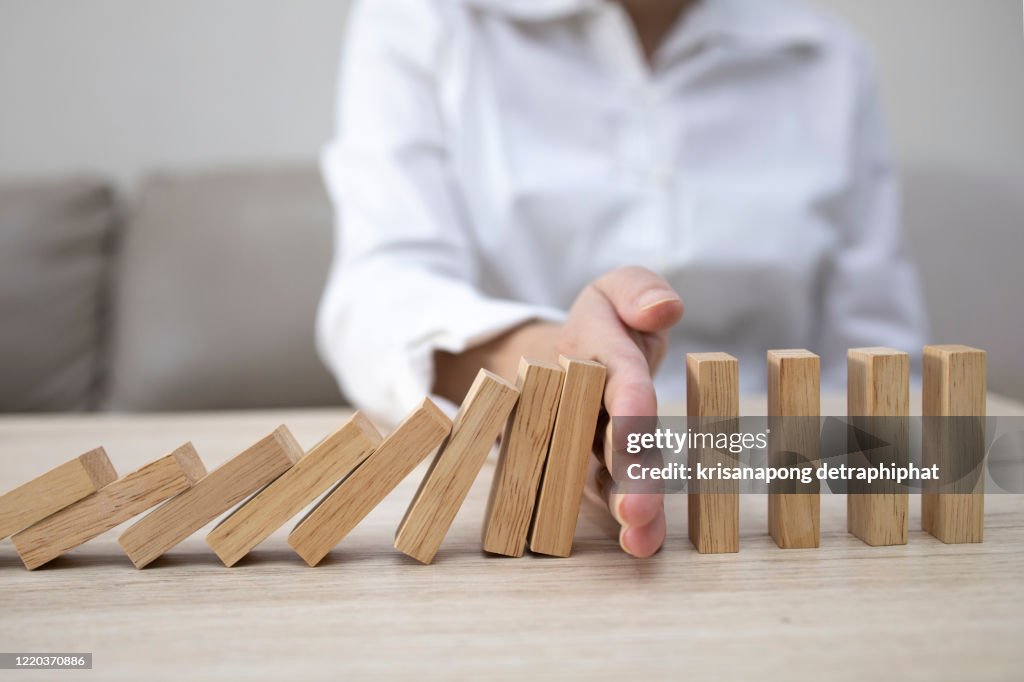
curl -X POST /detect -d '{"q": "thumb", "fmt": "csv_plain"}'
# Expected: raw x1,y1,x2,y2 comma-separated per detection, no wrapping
589,266,683,334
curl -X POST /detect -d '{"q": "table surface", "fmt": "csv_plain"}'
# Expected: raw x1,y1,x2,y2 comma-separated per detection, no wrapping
2,394,1023,681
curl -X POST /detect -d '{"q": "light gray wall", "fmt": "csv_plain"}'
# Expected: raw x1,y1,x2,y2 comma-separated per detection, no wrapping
0,0,353,187
1,0,1021,397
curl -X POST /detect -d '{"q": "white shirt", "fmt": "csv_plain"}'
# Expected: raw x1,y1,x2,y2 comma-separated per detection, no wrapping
318,0,927,425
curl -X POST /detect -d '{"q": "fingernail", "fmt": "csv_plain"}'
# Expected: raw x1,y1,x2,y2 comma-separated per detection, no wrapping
619,525,639,557
610,493,626,525
637,290,681,311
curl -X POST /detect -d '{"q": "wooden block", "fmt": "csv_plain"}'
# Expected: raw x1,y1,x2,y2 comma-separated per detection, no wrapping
396,370,520,564
529,356,607,557
0,447,117,540
482,358,564,557
767,350,821,549
686,352,740,554
288,399,452,567
118,426,302,568
207,412,383,566
847,347,909,546
11,444,205,570
922,344,986,543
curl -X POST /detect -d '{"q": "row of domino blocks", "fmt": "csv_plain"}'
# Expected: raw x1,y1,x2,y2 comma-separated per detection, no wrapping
0,356,605,570
0,345,985,569
693,344,986,553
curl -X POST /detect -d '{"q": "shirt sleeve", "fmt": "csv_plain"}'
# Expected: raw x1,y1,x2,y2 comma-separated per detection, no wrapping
316,0,565,425
815,42,929,388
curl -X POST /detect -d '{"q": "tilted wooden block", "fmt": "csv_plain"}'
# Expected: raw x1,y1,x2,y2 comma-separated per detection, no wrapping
289,398,452,567
687,352,740,554
0,447,117,540
483,358,564,557
396,370,520,564
118,426,302,568
922,344,986,543
207,412,383,566
529,356,607,557
12,444,205,570
767,350,821,549
847,347,909,546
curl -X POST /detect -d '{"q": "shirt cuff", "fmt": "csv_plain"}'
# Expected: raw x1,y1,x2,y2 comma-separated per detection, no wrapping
401,298,566,420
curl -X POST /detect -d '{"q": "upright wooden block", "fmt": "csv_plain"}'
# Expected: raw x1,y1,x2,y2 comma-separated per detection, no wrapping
922,344,986,543
686,352,740,554
482,358,564,557
11,444,205,570
847,347,909,546
529,356,607,557
288,399,452,567
0,448,117,540
396,370,520,564
119,426,302,568
207,412,383,566
767,350,821,549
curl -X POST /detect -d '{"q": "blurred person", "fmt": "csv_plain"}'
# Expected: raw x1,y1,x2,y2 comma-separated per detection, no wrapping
317,0,927,557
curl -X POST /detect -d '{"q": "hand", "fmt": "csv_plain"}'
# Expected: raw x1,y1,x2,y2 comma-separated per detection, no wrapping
433,266,683,556
554,266,683,557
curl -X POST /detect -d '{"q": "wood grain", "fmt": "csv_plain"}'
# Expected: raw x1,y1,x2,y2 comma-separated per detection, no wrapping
288,399,452,567
0,447,117,539
529,356,607,557
922,344,986,543
11,444,205,570
482,358,564,557
1,404,1023,680
396,370,520,564
847,347,910,546
767,350,821,549
687,352,740,553
119,426,302,568
207,412,383,566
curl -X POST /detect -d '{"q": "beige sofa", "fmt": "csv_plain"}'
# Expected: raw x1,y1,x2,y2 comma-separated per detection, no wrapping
1,165,1021,412
0,168,344,412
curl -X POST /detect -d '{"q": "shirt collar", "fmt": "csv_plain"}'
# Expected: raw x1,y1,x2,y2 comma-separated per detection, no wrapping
458,0,829,50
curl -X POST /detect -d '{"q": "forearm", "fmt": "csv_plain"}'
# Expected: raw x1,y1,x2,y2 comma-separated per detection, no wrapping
433,320,562,403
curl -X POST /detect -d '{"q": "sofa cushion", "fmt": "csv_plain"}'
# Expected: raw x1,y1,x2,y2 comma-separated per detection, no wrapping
107,167,344,410
0,177,115,411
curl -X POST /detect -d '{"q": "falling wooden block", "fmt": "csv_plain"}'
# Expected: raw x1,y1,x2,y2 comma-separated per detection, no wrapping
289,399,452,567
529,356,607,557
206,412,383,566
396,370,520,564
686,352,740,554
0,447,117,540
847,347,909,546
767,350,821,549
922,344,986,543
483,358,564,557
118,426,302,568
11,444,205,570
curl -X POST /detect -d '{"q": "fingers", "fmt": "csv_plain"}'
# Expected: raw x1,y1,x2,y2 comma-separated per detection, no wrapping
590,266,683,334
597,468,666,557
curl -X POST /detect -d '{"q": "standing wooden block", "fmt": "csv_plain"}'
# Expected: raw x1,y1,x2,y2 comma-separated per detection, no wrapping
0,447,117,540
767,350,821,549
118,426,302,568
207,413,383,566
922,344,986,543
529,356,607,557
847,347,909,546
482,358,565,557
288,399,452,567
396,370,520,564
12,444,205,570
686,352,740,554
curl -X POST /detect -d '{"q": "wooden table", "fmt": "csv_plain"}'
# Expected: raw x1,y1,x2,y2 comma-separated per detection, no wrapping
2,394,1023,680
